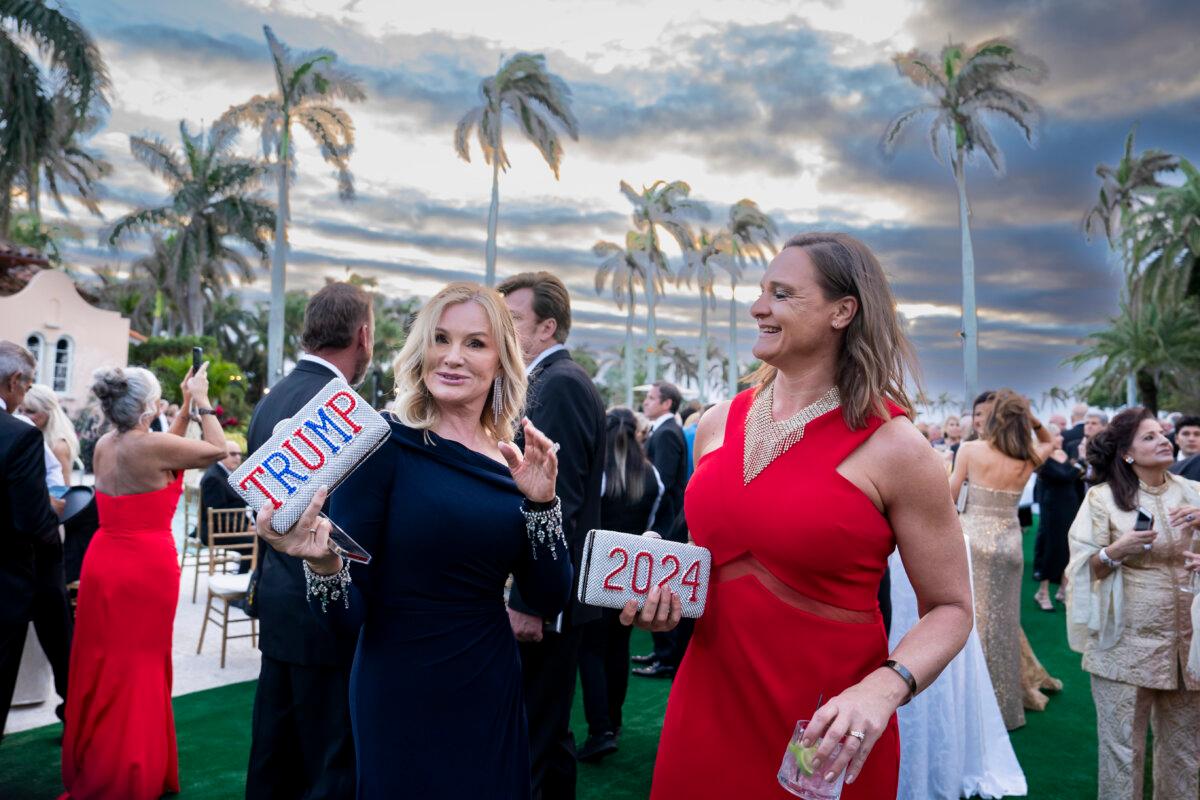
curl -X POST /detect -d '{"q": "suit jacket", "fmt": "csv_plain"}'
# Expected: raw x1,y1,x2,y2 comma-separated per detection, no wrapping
647,416,688,541
510,348,605,628
0,410,60,625
198,462,250,541
246,360,356,665
1062,422,1086,458
1170,454,1200,481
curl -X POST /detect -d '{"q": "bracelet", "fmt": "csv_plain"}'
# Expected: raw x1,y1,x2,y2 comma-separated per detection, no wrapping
883,659,918,706
194,407,217,416
303,558,351,612
522,496,565,561
1098,547,1123,568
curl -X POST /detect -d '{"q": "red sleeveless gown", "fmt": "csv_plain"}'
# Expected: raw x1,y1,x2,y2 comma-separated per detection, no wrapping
651,390,901,799
62,473,183,800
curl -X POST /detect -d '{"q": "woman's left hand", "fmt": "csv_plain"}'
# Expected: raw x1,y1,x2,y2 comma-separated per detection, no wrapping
1183,551,1200,574
499,418,558,503
800,668,908,785
1168,504,1200,532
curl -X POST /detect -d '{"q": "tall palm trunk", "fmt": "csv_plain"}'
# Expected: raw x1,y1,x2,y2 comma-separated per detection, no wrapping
484,157,501,287
187,264,203,335
698,288,709,403
645,278,658,383
268,154,289,387
728,273,740,397
624,295,635,408
954,151,979,403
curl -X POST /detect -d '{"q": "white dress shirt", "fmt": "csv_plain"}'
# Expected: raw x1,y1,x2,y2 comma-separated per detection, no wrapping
0,397,64,487
299,353,348,384
525,344,567,376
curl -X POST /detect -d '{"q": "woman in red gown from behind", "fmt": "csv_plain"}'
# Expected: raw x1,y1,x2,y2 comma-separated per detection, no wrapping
623,233,975,799
62,364,227,800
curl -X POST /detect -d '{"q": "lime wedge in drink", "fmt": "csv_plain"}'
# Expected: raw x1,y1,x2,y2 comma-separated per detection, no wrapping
787,741,818,776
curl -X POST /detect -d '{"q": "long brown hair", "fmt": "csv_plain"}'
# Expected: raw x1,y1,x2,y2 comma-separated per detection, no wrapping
1088,406,1156,512
750,232,920,429
983,389,1042,465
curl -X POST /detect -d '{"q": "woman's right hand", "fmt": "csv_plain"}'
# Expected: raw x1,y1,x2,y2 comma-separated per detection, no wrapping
256,487,342,573
619,585,682,632
183,362,212,407
1109,527,1158,561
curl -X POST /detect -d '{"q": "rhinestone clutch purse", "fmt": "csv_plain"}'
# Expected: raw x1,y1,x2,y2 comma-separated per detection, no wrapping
577,529,712,618
227,378,390,534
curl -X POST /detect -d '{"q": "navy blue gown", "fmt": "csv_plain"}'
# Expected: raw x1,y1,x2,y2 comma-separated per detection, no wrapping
320,419,573,799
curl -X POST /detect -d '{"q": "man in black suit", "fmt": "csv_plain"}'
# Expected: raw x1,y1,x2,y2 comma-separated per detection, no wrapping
1060,402,1088,462
500,272,605,800
632,380,690,678
198,439,252,573
0,342,60,742
1170,415,1200,481
244,283,373,800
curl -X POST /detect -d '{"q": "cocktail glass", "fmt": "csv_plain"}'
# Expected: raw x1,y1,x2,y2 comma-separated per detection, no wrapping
777,719,846,800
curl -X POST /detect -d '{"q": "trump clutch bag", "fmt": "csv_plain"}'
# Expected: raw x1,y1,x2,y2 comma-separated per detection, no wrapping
577,529,712,618
227,378,390,562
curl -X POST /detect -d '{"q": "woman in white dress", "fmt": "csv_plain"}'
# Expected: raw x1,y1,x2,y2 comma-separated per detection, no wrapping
889,548,1027,799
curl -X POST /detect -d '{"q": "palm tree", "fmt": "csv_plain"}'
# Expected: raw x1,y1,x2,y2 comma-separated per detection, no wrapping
1132,158,1200,301
220,25,365,387
106,121,275,336
0,0,109,236
661,338,699,392
455,53,579,287
619,180,709,381
1082,126,1179,405
593,231,649,406
679,227,737,403
882,37,1046,402
724,199,778,396
1066,291,1200,415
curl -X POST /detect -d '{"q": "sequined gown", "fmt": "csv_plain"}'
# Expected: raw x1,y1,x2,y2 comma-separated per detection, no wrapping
960,483,1059,730
651,388,900,799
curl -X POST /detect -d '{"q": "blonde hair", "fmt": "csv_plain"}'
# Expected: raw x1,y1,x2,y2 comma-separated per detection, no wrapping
984,389,1043,466
751,232,920,429
23,384,79,463
391,282,527,441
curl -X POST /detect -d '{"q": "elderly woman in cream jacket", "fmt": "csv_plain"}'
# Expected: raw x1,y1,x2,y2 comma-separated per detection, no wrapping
1066,407,1200,800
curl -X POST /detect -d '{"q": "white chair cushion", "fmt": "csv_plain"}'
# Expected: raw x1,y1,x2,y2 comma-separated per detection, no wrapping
208,573,251,598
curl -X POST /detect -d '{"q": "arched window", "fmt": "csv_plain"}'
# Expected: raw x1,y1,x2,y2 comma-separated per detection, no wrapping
53,336,73,393
25,333,45,383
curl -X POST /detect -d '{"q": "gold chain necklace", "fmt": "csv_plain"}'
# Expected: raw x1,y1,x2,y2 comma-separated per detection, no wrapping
743,382,841,485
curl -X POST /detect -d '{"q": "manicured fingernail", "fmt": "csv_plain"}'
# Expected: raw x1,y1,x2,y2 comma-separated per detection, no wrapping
811,757,821,768
824,771,835,782
846,773,856,784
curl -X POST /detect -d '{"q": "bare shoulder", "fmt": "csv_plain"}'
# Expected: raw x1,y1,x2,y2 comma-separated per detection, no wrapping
867,415,949,486
695,399,734,460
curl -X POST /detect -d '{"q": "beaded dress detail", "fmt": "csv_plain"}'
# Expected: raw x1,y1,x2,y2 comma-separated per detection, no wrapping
743,383,841,485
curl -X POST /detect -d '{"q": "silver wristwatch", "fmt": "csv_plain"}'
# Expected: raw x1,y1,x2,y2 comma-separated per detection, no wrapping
1098,547,1123,568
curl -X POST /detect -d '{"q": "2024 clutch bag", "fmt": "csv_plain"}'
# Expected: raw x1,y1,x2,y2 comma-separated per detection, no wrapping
226,378,390,534
577,529,712,618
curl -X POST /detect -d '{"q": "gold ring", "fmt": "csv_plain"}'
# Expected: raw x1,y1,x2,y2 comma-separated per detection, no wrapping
848,730,866,742
308,527,318,535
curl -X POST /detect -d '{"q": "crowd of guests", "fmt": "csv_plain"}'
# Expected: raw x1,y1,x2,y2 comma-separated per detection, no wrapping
0,231,1197,800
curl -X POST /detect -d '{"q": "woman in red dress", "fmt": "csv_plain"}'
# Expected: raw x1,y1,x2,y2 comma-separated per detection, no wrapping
625,233,975,798
61,364,227,799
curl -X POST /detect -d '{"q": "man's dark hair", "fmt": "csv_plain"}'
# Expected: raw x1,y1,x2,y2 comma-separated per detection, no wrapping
301,282,372,353
1177,415,1200,433
654,380,683,414
496,271,571,344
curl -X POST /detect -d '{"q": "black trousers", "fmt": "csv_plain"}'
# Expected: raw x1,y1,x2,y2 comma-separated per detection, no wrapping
519,625,584,800
578,610,632,736
246,654,355,800
32,541,72,711
0,620,28,743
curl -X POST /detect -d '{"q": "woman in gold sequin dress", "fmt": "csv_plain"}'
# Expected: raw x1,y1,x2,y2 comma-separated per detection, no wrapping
1066,407,1200,800
950,390,1058,730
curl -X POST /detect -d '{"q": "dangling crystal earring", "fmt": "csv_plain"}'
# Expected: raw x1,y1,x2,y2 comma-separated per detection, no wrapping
492,376,504,425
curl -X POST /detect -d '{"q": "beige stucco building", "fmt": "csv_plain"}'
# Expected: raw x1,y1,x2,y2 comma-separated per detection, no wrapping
0,268,130,411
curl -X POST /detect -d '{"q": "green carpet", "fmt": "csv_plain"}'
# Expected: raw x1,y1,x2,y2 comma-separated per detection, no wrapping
1,521,1132,799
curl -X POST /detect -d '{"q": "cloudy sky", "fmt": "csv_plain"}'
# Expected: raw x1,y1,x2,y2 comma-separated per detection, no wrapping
58,0,1200,405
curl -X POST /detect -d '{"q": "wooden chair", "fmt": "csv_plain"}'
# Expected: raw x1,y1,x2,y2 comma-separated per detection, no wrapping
178,485,209,602
196,508,258,668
